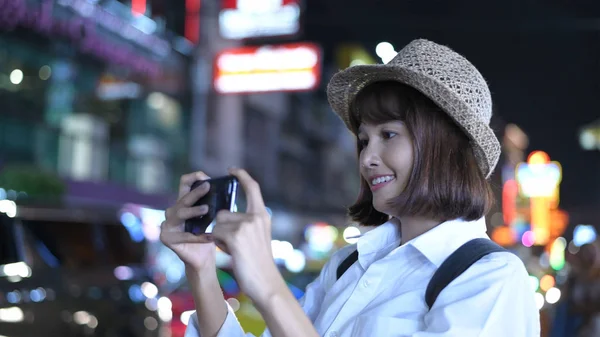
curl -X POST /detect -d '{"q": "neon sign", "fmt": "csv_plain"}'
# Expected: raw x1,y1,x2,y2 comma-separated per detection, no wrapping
516,151,562,199
516,151,564,246
214,42,322,94
0,0,161,77
219,0,301,39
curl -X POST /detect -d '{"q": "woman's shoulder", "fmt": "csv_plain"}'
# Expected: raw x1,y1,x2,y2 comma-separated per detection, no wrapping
478,250,528,272
456,249,530,286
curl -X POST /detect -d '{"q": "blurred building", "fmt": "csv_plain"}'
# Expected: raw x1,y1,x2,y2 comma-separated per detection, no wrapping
196,67,359,243
180,1,363,244
0,0,193,208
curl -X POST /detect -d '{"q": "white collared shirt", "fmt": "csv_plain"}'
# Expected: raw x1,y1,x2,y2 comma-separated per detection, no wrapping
186,217,541,337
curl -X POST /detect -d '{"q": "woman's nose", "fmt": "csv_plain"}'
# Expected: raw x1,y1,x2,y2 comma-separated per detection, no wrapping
361,146,381,168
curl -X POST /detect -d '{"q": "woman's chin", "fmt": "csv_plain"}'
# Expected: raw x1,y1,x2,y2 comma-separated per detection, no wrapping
372,202,391,216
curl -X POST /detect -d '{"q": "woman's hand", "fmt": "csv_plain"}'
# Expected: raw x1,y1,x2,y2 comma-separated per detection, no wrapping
160,171,217,272
211,168,286,306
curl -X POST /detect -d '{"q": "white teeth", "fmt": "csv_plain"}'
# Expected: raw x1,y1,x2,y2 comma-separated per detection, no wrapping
371,176,394,186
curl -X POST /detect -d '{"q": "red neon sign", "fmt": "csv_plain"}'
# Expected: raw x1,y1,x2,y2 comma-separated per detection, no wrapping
221,0,298,9
185,0,201,44
213,42,322,94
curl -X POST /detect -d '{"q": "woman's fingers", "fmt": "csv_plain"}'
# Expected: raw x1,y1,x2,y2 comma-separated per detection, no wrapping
228,168,267,215
214,209,247,224
211,210,270,255
160,231,214,245
178,171,211,200
162,205,209,231
177,205,209,220
179,182,210,207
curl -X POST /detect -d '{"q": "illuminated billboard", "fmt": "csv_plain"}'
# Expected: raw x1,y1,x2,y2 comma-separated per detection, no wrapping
213,42,322,94
515,151,564,246
219,0,301,40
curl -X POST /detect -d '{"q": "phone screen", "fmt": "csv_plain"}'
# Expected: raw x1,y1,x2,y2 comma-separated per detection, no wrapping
184,176,239,235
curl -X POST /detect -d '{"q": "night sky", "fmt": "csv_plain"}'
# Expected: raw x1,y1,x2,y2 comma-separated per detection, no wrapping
304,0,600,212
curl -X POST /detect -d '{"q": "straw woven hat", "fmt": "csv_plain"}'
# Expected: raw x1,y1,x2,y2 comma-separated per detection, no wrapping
327,39,501,178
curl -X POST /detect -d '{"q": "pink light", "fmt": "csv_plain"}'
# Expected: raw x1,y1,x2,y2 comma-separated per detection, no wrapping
522,231,535,247
187,0,201,12
131,0,146,16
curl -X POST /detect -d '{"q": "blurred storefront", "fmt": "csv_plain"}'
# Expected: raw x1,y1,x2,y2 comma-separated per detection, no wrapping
0,0,191,208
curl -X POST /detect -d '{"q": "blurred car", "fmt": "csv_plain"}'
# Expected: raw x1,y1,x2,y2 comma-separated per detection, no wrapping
0,201,164,337
163,265,309,337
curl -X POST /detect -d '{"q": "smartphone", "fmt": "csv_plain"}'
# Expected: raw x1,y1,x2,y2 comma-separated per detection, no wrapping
184,175,239,235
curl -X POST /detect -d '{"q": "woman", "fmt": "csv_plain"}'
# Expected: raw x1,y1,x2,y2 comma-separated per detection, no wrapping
160,39,540,337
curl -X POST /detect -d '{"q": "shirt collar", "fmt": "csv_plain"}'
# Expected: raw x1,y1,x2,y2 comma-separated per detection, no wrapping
354,217,489,269
356,218,402,269
408,217,489,267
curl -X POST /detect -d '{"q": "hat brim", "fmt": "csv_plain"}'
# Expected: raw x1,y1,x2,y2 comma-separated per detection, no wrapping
327,64,501,178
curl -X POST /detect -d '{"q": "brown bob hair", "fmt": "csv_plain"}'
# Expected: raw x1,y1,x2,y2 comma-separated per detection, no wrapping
348,81,494,226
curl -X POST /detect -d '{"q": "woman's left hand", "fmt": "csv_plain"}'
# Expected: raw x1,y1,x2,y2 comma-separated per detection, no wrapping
212,168,286,306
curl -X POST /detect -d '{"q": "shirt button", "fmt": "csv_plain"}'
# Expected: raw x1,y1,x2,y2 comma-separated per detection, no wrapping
362,279,371,288
329,331,339,337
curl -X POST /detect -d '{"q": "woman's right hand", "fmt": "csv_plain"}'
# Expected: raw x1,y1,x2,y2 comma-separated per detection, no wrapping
160,171,216,272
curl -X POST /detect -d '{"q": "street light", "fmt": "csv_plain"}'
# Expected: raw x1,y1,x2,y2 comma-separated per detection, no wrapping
10,69,23,85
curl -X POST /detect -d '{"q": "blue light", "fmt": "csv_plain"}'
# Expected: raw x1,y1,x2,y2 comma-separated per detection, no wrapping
120,212,145,242
120,212,138,228
30,289,44,302
6,291,20,303
35,241,60,267
128,284,145,302
573,225,597,247
130,229,145,243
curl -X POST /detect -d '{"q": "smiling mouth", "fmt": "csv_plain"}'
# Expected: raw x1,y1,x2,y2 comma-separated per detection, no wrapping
370,175,395,191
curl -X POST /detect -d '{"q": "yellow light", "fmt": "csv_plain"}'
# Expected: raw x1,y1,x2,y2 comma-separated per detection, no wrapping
527,151,550,165
531,197,551,245
491,226,516,247
540,275,555,292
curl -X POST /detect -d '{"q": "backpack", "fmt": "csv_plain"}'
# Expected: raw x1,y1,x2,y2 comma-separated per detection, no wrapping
336,238,508,309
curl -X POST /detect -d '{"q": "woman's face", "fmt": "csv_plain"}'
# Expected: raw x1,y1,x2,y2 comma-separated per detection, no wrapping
358,121,414,215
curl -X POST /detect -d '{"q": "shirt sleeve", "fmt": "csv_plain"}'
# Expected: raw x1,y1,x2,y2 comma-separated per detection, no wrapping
184,246,346,337
415,252,541,337
185,300,249,337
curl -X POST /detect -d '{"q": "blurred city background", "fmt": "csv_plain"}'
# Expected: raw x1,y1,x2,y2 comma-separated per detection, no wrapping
0,0,599,336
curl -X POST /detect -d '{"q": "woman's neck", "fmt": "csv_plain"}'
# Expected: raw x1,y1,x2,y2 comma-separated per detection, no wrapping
396,216,444,245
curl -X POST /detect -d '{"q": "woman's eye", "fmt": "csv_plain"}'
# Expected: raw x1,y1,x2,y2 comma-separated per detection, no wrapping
358,139,368,148
382,131,397,139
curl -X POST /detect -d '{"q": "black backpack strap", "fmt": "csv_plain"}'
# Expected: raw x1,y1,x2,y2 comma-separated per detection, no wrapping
425,238,508,309
336,250,359,280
